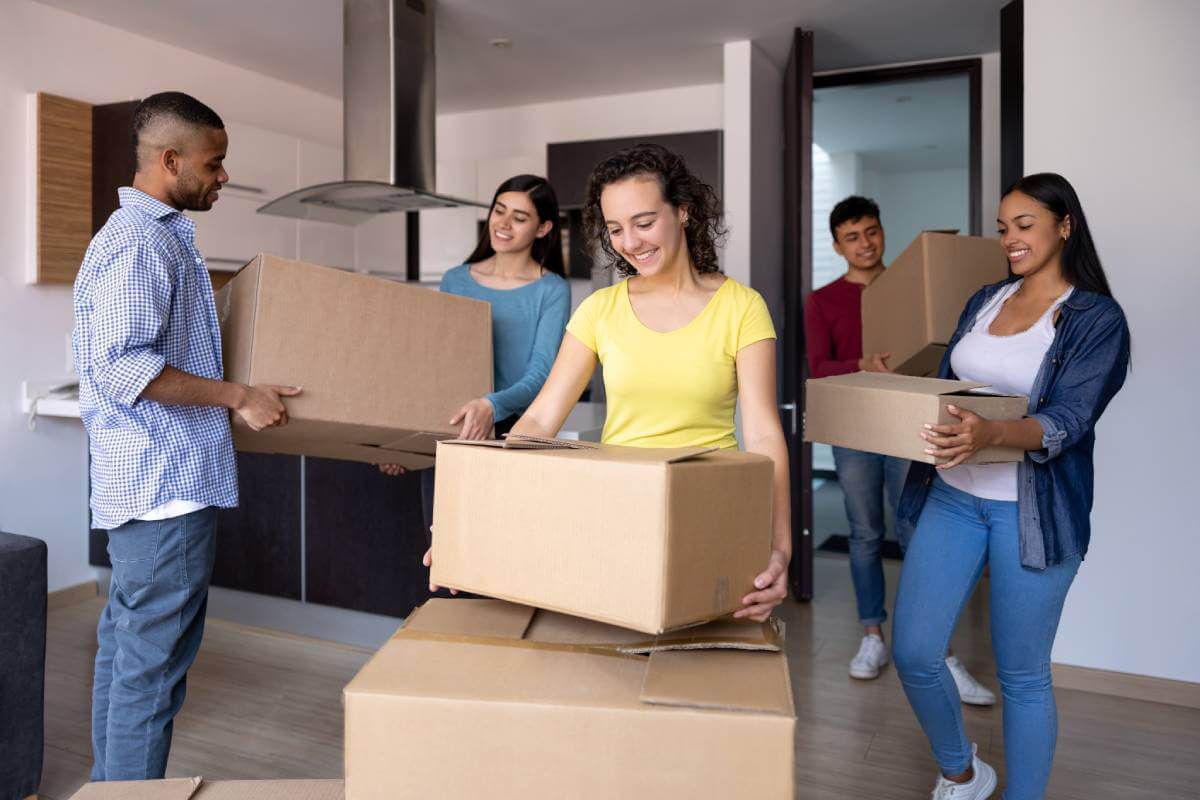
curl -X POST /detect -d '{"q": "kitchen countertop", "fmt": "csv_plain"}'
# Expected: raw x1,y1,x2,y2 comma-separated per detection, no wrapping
20,382,606,442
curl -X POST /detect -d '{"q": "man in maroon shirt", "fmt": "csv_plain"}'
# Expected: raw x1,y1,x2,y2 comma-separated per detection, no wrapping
805,196,994,705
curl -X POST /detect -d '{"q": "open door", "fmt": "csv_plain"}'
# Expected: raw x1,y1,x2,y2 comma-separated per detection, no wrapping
782,28,814,601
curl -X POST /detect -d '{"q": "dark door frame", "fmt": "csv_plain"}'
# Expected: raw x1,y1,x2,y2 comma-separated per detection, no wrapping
783,27,814,601
813,57,985,236
785,55,984,602
1000,0,1025,191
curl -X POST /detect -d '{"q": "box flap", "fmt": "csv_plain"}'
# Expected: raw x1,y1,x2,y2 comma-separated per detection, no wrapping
640,649,794,715
813,371,992,396
442,436,718,464
70,777,202,800
402,598,535,640
195,780,344,799
625,617,784,654
398,601,780,655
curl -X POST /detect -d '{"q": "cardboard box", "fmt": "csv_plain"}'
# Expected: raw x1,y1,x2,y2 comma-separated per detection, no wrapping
70,778,343,799
217,254,492,466
344,599,795,799
430,436,775,634
804,372,1028,464
862,232,1010,376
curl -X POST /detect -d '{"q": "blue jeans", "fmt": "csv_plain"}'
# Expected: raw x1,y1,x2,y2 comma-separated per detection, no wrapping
832,446,913,625
90,507,218,780
893,478,1079,800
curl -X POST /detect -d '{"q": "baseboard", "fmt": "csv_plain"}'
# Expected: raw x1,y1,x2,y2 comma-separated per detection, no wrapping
48,579,98,611
1053,662,1200,710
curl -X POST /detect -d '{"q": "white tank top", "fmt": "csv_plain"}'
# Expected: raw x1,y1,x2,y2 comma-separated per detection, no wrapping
940,280,1073,501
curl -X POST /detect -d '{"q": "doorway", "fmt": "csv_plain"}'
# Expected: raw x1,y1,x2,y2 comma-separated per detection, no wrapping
808,60,982,556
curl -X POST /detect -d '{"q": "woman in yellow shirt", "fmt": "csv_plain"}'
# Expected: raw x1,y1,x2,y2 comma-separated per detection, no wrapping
502,143,790,621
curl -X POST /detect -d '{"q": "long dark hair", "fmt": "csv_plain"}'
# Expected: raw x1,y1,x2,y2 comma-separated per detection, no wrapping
1003,173,1113,298
465,174,564,277
583,143,726,277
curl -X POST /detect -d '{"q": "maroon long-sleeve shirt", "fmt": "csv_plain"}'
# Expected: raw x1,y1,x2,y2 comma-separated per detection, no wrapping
804,276,864,378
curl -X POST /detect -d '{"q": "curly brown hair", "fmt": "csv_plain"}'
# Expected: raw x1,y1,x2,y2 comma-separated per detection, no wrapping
583,143,726,276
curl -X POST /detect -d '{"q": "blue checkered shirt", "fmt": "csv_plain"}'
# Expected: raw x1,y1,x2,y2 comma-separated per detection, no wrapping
73,187,238,530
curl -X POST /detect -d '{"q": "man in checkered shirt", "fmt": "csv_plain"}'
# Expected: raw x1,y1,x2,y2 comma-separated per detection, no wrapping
72,92,301,781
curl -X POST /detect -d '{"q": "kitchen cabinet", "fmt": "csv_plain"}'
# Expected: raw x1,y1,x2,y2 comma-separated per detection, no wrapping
88,453,304,601
190,194,298,270
304,458,431,618
210,453,303,599
355,213,408,275
297,140,356,270
221,121,298,201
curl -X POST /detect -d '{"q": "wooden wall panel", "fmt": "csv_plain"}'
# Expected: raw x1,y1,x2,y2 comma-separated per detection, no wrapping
37,93,93,284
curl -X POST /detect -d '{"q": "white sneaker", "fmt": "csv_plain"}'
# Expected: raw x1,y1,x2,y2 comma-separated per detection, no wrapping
931,743,997,799
946,655,997,706
849,634,889,680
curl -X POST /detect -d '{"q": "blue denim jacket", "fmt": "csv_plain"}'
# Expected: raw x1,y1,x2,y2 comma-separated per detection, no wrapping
896,278,1131,569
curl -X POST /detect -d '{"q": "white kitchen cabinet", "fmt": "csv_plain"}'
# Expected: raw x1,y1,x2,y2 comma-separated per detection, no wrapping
475,154,546,215
297,140,355,269
419,158,479,280
354,213,407,275
298,139,342,185
221,121,298,201
190,195,297,269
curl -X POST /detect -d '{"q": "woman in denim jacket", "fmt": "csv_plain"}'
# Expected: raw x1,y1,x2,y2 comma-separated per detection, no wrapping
891,173,1130,800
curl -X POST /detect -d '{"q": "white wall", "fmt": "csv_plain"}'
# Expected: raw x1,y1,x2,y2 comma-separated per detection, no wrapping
0,0,341,591
1024,0,1200,683
816,52,1002,239
722,41,785,321
862,167,970,260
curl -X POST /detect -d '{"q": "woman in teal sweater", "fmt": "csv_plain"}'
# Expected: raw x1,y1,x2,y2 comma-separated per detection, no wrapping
381,175,571,557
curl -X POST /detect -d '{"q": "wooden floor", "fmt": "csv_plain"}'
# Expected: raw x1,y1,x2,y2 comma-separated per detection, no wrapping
42,556,1200,799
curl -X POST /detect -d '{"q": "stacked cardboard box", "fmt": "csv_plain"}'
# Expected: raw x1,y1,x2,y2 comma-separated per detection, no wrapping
343,599,795,799
70,778,343,799
430,436,775,633
862,232,1010,377
217,253,493,467
333,435,795,797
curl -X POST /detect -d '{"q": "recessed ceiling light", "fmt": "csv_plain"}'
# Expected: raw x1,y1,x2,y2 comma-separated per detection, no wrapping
490,38,513,49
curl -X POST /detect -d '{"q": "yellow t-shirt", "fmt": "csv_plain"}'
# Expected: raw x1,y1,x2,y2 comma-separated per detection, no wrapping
566,277,777,449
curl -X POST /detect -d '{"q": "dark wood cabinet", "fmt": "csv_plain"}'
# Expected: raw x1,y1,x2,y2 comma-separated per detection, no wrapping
303,458,431,618
210,453,302,599
88,453,303,601
88,453,430,617
547,130,723,210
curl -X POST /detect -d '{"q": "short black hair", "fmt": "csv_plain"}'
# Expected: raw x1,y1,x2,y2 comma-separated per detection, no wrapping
829,195,881,240
131,91,224,165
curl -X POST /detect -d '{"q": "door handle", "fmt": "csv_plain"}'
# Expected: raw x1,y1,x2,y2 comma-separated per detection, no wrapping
779,402,797,436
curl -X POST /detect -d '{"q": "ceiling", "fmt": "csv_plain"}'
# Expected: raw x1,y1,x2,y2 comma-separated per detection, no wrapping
814,74,971,173
34,0,1007,113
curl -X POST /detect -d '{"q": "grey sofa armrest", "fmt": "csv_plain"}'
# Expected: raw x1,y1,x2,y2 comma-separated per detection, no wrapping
0,532,48,800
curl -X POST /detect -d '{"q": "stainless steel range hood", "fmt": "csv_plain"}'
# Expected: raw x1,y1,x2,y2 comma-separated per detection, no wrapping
258,0,480,225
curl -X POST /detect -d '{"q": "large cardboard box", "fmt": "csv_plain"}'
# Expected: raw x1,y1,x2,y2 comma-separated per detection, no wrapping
70,778,343,799
430,436,775,633
804,372,1028,464
217,254,492,466
344,599,795,799
862,232,1009,376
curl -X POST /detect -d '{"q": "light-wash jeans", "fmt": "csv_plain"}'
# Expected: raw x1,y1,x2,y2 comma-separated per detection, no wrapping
893,477,1079,800
90,507,218,780
831,446,913,626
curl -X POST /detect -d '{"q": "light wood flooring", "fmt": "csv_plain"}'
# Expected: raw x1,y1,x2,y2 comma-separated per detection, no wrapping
41,556,1200,799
